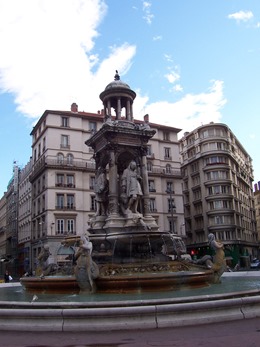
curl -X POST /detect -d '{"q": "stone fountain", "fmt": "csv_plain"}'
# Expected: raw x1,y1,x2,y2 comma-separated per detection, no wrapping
20,72,225,294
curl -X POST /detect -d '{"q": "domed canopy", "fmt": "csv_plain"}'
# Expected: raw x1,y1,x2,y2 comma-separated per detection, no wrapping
105,70,131,90
100,71,136,122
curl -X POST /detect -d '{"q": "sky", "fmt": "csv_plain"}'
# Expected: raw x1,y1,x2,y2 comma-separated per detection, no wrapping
0,0,260,196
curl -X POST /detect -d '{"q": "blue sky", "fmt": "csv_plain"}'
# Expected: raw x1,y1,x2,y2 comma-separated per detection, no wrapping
0,0,260,196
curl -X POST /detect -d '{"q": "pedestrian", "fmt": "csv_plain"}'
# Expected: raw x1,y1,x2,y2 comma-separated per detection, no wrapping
4,270,10,283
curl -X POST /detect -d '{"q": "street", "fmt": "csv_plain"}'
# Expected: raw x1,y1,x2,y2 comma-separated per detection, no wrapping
0,317,259,347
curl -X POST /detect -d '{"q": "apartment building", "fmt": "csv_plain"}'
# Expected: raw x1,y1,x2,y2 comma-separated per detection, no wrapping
254,181,260,243
179,122,257,267
0,193,7,276
18,158,33,275
5,164,20,276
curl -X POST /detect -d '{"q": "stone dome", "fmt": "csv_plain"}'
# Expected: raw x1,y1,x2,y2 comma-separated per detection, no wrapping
105,71,131,90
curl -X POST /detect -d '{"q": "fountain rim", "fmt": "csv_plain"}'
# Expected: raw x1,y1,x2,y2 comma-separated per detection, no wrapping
1,272,260,332
2,271,260,309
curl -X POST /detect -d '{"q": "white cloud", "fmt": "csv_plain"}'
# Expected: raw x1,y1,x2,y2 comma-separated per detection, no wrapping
0,0,136,119
165,71,180,84
0,0,226,142
153,35,162,41
134,80,226,137
228,10,253,22
142,1,154,24
172,84,183,92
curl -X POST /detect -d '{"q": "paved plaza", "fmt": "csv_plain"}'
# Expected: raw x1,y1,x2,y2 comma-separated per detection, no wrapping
0,317,259,347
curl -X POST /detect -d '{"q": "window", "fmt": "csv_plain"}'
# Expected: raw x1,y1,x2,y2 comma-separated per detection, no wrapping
205,156,227,165
188,148,196,158
61,117,69,127
38,143,41,158
168,198,176,212
169,219,176,233
56,174,64,186
67,194,74,209
193,189,201,200
188,136,195,145
215,216,224,225
147,161,152,172
147,145,153,157
194,203,202,215
217,142,227,150
57,219,64,234
149,198,157,212
67,153,74,165
166,182,174,193
163,131,170,141
192,175,200,186
57,194,64,209
61,135,69,148
42,195,45,212
164,147,171,159
165,164,171,174
191,162,199,173
209,200,231,210
148,180,156,192
67,174,74,187
206,170,228,180
90,176,95,190
208,185,230,195
91,196,96,211
57,153,64,164
89,121,97,132
67,219,75,234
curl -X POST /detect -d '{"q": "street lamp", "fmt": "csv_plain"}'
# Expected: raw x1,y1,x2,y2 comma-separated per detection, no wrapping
166,187,175,234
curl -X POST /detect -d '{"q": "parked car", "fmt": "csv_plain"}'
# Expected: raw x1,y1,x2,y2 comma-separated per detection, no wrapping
250,258,260,269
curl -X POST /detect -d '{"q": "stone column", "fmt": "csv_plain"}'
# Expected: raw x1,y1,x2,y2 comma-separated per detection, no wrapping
130,101,134,121
141,152,151,217
117,98,121,119
108,150,119,215
126,100,131,121
107,100,111,116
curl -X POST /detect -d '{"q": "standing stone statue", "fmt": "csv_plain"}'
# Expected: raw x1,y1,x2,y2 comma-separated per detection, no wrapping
121,161,143,214
94,166,109,216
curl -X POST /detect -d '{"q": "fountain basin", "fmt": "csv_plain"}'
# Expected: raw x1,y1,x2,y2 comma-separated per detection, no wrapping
20,261,215,294
2,274,260,331
96,270,214,293
20,276,79,294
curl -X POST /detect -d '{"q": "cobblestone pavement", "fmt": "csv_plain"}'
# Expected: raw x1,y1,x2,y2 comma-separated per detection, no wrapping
0,317,260,347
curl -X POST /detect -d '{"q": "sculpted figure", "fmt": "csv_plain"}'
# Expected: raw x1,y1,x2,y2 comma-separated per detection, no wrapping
121,161,143,214
36,246,57,277
208,233,226,282
94,167,109,216
75,235,99,293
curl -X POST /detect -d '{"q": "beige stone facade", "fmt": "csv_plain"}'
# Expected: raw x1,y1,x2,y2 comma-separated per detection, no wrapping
179,122,257,266
26,104,185,272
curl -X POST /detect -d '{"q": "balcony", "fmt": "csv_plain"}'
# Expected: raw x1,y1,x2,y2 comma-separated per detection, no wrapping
30,158,96,181
55,205,76,211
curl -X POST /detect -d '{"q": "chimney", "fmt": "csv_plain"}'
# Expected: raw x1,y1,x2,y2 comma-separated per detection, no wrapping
71,103,78,112
144,114,149,123
254,183,258,192
258,181,260,191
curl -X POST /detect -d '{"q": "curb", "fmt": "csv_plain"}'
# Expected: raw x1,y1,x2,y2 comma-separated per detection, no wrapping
0,291,260,331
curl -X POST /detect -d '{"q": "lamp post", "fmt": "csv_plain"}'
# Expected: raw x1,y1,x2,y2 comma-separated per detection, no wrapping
166,187,175,234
